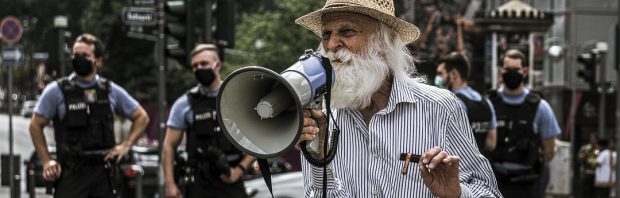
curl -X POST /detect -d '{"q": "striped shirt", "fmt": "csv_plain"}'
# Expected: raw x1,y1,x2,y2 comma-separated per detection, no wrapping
301,76,502,198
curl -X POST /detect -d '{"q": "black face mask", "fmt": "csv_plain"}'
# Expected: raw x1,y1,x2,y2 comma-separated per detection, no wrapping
502,69,524,90
194,69,216,86
72,54,95,76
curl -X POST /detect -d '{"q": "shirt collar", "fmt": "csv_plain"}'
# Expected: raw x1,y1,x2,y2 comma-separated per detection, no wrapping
454,86,471,95
383,76,418,113
197,83,219,97
68,73,100,87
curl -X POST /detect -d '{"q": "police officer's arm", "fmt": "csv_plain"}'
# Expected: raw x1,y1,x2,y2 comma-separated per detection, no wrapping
162,127,184,197
542,137,556,164
125,106,149,146
220,154,256,184
29,114,61,181
104,106,149,163
485,128,496,151
536,100,561,165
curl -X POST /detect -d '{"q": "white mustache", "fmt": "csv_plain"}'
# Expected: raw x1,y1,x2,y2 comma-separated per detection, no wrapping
324,49,354,65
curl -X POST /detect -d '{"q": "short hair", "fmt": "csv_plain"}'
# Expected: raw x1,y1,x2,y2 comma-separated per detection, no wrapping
500,49,527,67
191,44,219,60
74,33,105,58
437,52,470,80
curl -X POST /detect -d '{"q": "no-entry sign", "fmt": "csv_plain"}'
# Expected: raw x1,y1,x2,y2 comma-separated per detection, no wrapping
1,16,23,44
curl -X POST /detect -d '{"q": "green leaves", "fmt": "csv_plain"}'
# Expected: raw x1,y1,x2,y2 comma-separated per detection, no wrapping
226,0,322,74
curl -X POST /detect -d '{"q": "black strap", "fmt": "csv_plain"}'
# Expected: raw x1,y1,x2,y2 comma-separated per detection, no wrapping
257,158,274,198
104,161,120,198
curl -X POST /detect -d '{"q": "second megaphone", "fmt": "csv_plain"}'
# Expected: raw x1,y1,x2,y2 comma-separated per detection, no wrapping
216,51,334,159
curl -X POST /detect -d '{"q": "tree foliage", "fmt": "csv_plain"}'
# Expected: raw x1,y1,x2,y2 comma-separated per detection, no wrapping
227,0,322,74
1,0,327,106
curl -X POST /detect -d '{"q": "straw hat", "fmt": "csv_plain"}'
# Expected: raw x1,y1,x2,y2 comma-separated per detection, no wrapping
295,0,420,44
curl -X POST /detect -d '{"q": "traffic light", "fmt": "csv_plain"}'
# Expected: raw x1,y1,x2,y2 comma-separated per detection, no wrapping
577,52,597,91
165,0,194,66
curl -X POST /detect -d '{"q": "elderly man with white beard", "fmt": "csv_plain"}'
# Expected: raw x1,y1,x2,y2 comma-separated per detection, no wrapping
294,0,501,197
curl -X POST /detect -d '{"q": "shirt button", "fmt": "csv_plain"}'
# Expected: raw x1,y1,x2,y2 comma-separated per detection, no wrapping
372,190,379,196
373,153,379,159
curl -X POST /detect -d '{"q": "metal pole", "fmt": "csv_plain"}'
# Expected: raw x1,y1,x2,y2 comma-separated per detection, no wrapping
58,28,65,76
596,47,606,139
205,0,214,43
157,0,167,197
8,63,15,198
615,13,620,198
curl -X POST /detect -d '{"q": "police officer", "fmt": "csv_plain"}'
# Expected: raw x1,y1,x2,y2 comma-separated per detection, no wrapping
435,52,497,155
162,44,255,198
489,49,561,198
28,33,150,198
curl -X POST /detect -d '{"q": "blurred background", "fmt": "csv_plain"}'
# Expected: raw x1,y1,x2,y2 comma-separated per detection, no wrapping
0,0,618,197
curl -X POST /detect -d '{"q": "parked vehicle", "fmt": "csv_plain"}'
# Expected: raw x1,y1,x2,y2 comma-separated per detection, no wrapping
119,144,160,198
244,158,303,198
245,171,303,198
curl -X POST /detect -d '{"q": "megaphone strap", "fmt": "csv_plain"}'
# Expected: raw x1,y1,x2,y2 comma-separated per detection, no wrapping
257,158,274,198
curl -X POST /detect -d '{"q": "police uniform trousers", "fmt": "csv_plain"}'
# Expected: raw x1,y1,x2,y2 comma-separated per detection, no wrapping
54,164,115,198
186,175,247,198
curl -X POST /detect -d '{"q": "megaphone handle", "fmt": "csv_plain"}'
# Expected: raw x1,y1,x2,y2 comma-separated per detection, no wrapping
305,100,323,157
306,137,321,156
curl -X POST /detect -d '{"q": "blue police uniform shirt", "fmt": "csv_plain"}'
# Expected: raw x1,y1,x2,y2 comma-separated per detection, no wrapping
454,86,497,129
34,73,140,120
497,87,561,139
166,84,219,130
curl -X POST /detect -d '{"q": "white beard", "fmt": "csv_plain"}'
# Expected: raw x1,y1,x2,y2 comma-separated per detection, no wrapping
322,49,390,109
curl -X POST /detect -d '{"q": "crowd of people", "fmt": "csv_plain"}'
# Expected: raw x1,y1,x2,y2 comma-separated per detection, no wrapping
579,134,617,198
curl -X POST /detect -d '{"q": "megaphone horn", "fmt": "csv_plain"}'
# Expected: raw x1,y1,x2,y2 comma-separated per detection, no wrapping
217,51,334,158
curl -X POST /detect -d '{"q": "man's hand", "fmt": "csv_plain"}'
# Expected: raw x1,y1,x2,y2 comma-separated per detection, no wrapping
418,147,461,198
295,109,327,158
165,183,183,198
42,160,62,181
104,143,131,164
220,166,244,184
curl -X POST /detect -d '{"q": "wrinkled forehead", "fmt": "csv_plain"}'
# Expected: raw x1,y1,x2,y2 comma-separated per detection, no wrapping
321,12,379,30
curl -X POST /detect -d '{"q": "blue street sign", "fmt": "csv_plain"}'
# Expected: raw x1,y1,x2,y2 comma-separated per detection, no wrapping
2,46,23,65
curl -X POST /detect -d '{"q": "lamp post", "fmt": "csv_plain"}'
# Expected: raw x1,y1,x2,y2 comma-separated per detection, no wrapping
53,16,67,77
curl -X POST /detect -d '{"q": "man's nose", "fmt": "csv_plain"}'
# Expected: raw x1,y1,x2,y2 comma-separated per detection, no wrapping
324,35,343,52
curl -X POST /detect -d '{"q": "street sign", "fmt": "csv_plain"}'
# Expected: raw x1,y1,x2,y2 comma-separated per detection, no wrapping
132,0,157,6
32,52,49,61
122,7,158,26
2,46,23,65
0,16,23,44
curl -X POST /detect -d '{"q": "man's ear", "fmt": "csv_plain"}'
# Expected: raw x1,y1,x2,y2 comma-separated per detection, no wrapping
522,67,529,77
95,57,103,68
214,61,221,72
449,69,459,81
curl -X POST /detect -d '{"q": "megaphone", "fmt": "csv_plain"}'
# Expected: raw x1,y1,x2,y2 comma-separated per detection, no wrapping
217,50,334,158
